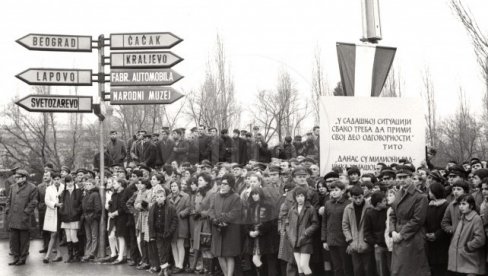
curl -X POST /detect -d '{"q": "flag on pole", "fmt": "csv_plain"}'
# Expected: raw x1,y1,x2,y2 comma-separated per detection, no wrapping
336,42,396,97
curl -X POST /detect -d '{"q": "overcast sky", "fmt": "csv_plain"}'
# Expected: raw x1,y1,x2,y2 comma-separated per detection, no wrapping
1,0,487,128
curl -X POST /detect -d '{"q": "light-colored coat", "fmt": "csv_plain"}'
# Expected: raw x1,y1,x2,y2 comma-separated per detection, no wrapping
448,210,486,274
169,191,191,239
43,183,64,232
342,202,372,253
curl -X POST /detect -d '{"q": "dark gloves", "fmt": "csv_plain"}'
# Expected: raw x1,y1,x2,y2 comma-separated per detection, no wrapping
141,200,148,210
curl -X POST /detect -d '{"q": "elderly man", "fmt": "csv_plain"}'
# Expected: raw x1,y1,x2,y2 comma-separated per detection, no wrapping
6,169,38,266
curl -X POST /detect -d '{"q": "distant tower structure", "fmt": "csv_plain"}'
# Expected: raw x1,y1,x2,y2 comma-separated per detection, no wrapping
360,0,382,44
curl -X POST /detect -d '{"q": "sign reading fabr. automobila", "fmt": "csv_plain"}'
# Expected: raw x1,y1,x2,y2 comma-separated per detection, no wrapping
319,96,425,175
110,86,183,105
16,95,93,113
110,68,183,86
16,34,92,52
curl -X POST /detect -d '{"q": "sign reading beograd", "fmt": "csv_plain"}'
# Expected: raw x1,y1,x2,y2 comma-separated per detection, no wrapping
319,96,425,175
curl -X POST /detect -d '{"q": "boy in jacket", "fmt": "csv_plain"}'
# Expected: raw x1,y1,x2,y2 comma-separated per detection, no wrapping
363,191,388,276
321,180,353,276
148,188,178,276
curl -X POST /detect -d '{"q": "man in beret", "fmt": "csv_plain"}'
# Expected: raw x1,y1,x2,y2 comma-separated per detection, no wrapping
231,129,248,165
106,130,127,167
156,129,175,166
140,134,158,168
6,169,38,265
130,130,147,163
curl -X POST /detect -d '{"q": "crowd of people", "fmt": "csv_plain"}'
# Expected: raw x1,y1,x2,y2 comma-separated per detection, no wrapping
5,125,488,276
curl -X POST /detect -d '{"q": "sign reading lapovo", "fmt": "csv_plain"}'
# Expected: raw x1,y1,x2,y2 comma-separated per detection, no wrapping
319,96,425,174
110,32,182,50
110,86,183,105
16,68,92,86
16,34,92,52
16,94,93,113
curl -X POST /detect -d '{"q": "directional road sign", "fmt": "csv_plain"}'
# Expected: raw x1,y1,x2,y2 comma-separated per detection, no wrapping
110,32,182,50
16,68,93,86
110,68,183,86
16,94,93,113
16,34,92,52
110,51,183,68
110,86,183,105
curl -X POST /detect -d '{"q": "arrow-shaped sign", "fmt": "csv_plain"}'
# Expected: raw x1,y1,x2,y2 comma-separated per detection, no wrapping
110,51,183,68
16,68,93,86
110,32,182,50
16,94,93,113
110,86,184,105
16,34,92,52
110,68,183,86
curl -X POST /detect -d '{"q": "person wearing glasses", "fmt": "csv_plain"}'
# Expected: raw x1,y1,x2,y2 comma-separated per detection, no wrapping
6,169,38,266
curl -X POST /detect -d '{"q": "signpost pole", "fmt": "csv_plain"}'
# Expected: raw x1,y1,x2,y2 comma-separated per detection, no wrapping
97,34,106,259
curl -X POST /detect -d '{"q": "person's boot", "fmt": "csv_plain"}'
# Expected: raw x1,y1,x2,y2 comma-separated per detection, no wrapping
71,242,81,262
255,266,262,276
203,259,211,275
65,242,73,263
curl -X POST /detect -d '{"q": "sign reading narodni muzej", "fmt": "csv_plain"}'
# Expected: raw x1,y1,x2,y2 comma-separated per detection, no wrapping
319,96,425,174
110,87,183,105
16,95,93,113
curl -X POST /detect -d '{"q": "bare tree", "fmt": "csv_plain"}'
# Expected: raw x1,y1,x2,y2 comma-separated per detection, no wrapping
437,90,481,163
382,66,403,97
421,67,438,148
251,70,309,143
311,46,328,124
186,34,239,130
451,0,488,114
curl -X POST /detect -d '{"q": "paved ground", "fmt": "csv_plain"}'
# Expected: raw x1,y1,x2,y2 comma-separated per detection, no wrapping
0,239,198,276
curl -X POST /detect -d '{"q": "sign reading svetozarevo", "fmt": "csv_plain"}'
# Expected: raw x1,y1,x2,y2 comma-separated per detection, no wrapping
110,68,183,86
110,86,183,105
16,94,93,113
16,68,93,86
110,33,182,50
16,34,92,52
319,96,425,175
110,51,183,68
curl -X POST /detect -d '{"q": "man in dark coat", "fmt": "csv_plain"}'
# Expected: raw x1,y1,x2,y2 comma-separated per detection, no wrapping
6,169,38,265
219,129,233,163
389,166,430,276
187,127,200,164
169,129,189,164
106,130,127,166
37,171,52,253
140,134,158,168
231,129,248,165
130,130,146,163
208,127,221,165
156,129,175,166
197,125,211,162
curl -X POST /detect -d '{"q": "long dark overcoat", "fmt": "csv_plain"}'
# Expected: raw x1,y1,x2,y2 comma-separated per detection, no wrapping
208,191,242,257
6,181,38,230
389,182,430,276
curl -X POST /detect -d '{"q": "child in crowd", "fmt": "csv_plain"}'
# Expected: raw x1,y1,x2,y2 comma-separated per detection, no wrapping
286,186,319,276
148,189,178,276
321,180,353,276
441,180,470,235
364,191,389,276
384,188,396,267
425,182,449,276
447,194,486,275
342,185,375,276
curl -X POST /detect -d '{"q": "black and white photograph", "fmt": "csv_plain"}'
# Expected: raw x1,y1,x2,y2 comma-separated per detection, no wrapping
1,0,488,275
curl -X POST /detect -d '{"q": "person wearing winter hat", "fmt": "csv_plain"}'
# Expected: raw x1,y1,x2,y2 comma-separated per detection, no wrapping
425,182,449,276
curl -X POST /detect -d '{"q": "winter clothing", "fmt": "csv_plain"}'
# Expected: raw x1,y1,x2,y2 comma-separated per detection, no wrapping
285,202,319,254
447,210,486,275
168,191,191,239
43,183,64,232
